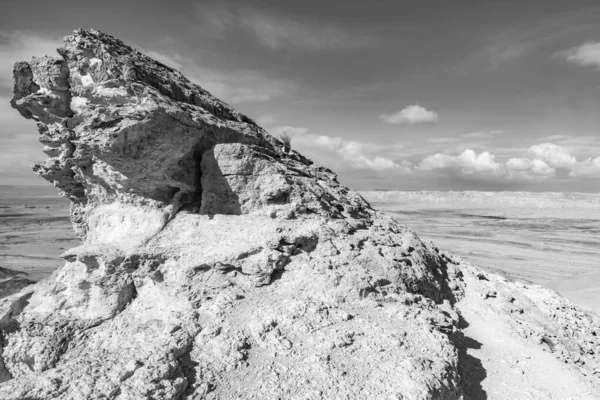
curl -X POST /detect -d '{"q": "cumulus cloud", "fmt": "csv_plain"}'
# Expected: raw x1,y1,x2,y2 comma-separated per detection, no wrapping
413,142,600,184
557,42,600,69
282,128,406,172
535,135,600,159
506,158,555,180
197,3,376,51
527,143,577,169
315,136,401,170
570,157,600,178
418,149,503,176
379,105,438,125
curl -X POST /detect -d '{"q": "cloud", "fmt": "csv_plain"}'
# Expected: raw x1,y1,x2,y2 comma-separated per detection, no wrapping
379,105,439,125
534,135,600,160
418,149,503,176
413,142,600,183
506,158,556,180
315,136,401,170
570,157,600,178
527,143,577,169
557,42,600,69
140,48,293,104
198,3,376,51
279,128,406,172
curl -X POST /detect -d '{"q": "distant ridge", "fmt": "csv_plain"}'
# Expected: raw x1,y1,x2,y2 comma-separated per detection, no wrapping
361,190,600,219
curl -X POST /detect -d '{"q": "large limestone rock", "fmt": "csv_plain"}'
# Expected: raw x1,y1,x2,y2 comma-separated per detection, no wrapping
4,29,462,399
3,29,599,399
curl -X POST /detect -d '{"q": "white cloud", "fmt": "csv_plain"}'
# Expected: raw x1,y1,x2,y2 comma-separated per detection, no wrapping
534,135,600,159
570,157,600,178
413,142,600,183
415,147,560,182
558,42,600,69
379,105,438,125
527,143,577,169
418,149,503,176
324,137,403,171
506,158,555,180
198,3,376,51
289,130,406,172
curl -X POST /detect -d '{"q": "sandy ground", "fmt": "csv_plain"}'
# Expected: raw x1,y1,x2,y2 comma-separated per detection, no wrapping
363,192,600,315
455,266,600,399
0,185,78,281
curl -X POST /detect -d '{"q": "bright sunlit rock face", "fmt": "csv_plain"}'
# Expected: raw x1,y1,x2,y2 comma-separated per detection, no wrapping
1,29,599,400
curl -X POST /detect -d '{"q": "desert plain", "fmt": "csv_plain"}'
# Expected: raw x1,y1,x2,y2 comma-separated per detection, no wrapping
363,190,600,315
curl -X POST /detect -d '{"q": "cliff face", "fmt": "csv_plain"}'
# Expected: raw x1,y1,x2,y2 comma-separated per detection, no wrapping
2,29,599,400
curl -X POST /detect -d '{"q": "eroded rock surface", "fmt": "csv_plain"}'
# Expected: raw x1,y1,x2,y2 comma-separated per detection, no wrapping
2,29,599,399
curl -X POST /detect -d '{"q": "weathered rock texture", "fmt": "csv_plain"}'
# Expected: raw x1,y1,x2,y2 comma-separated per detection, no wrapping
2,29,599,399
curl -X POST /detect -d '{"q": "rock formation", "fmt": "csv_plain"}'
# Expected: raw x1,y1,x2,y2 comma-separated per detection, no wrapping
2,29,599,399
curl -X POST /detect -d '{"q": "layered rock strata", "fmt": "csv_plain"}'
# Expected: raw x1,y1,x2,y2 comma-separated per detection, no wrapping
2,29,599,399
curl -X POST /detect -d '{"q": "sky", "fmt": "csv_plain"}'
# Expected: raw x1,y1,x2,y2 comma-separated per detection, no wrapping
1,0,600,192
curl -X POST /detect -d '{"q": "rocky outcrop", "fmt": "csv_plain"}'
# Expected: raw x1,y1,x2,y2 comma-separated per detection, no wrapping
3,29,599,399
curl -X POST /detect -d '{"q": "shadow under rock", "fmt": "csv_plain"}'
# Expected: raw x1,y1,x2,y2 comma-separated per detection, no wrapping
452,315,488,400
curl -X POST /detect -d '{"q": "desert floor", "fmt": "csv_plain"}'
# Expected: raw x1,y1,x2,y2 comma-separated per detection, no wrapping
0,185,78,282
364,191,600,315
